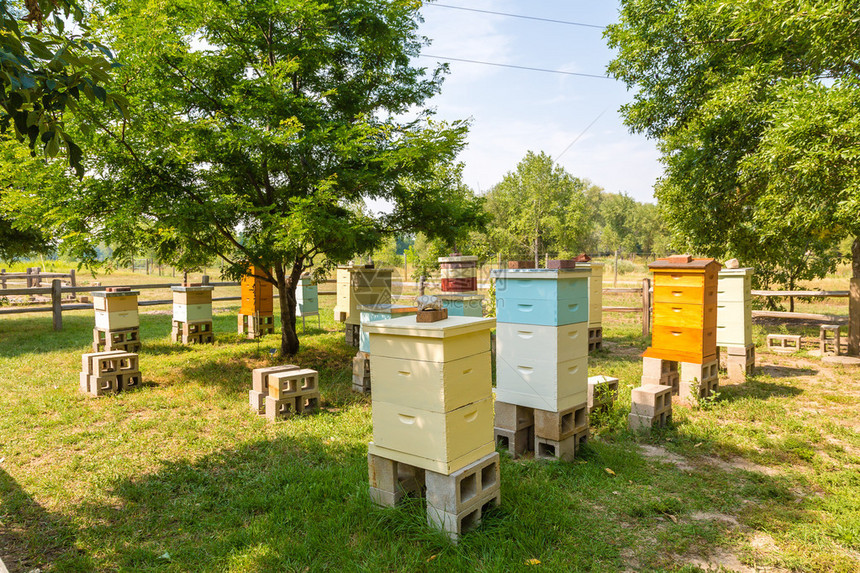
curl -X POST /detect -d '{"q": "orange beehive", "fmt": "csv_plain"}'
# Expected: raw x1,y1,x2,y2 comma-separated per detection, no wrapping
240,266,274,315
643,256,720,364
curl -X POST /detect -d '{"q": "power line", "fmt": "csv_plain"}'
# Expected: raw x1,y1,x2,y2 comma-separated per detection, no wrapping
555,107,610,161
419,54,610,79
425,3,606,30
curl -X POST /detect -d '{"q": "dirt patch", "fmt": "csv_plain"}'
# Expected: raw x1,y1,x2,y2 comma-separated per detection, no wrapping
690,511,740,527
638,444,695,471
681,547,757,572
705,456,781,476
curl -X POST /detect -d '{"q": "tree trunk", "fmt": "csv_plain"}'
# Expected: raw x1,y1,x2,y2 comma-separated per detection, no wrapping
275,263,302,357
849,237,860,355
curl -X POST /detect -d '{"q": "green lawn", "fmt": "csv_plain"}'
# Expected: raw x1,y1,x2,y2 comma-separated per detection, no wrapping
0,289,858,572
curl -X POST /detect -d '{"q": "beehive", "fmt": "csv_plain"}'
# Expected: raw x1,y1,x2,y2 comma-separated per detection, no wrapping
643,257,721,364
357,304,417,353
93,290,140,330
716,268,753,348
171,285,213,323
333,265,392,324
365,315,496,474
438,255,479,293
491,268,591,412
295,275,318,317
240,266,273,315
583,263,604,328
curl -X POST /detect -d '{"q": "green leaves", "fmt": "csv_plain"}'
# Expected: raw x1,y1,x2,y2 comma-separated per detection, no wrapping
607,0,860,286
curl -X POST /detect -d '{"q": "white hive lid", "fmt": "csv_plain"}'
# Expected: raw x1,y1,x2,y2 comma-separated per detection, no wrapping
363,315,495,338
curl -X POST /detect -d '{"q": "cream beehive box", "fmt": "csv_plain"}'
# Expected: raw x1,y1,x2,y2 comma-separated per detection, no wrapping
93,291,140,330
716,268,753,347
334,266,392,324
582,263,604,327
365,315,495,474
172,285,214,322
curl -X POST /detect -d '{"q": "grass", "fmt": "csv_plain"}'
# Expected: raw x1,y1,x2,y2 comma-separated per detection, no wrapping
0,271,859,572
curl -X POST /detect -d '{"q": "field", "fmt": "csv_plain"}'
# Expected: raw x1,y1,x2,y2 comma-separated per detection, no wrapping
0,266,858,572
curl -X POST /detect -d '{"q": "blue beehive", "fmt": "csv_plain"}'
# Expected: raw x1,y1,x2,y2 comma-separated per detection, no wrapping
358,304,418,353
439,294,484,318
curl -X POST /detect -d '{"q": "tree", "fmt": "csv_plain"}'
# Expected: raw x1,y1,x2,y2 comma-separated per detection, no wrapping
21,0,482,356
484,151,592,266
599,192,638,256
606,0,860,351
1,0,122,174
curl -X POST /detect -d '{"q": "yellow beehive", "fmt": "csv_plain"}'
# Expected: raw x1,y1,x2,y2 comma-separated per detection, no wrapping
333,266,392,324
585,263,604,327
365,315,496,474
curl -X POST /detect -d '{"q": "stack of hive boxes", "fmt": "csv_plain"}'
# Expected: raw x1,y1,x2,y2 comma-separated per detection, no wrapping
239,267,274,339
79,350,142,396
92,289,142,352
295,274,320,330
491,262,591,461
365,315,499,540
248,364,320,421
438,255,479,292
642,256,721,404
333,265,392,347
716,267,755,381
353,304,417,394
583,262,604,352
171,284,214,344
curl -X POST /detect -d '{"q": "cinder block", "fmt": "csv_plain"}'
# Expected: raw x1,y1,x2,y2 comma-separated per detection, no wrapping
425,452,500,515
680,361,719,385
534,403,587,441
587,375,619,412
368,453,425,507
79,371,91,394
642,356,678,379
295,393,320,414
493,401,534,431
726,345,755,381
630,384,672,417
81,350,124,375
426,492,500,541
766,334,802,353
268,368,318,399
88,375,121,396
679,378,719,404
265,395,297,421
93,352,138,377
494,426,532,458
628,410,672,431
352,374,371,394
249,389,266,413
121,371,143,391
251,364,298,394
534,434,577,461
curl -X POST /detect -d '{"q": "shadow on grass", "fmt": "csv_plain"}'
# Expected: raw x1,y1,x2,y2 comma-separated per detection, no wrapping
713,377,804,403
0,468,92,572
756,364,818,379
0,314,95,358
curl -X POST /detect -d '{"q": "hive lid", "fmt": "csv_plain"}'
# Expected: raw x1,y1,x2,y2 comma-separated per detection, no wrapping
648,258,721,271
490,268,591,280
357,303,417,314
362,315,495,338
93,290,140,297
438,255,479,263
718,268,754,276
171,285,215,292
436,293,484,301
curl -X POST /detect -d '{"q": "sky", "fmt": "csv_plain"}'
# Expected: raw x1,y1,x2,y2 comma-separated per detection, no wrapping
413,1,664,204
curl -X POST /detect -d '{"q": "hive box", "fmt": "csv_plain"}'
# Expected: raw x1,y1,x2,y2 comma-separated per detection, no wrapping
358,304,417,353
240,266,273,315
716,268,753,348
93,291,140,330
334,266,392,324
491,268,590,326
172,285,213,322
643,258,720,364
438,255,479,292
581,262,604,328
438,294,484,318
365,315,496,474
295,276,318,317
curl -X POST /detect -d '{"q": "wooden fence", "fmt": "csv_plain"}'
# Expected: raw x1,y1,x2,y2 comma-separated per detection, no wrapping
0,268,76,289
0,276,849,334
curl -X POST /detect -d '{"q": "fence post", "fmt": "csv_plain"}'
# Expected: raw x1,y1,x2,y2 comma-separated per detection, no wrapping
0,269,5,289
51,279,63,331
641,277,651,337
201,275,210,285
69,269,76,287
